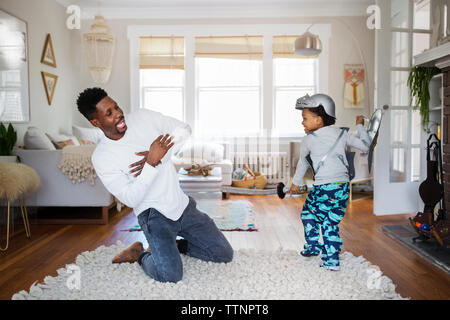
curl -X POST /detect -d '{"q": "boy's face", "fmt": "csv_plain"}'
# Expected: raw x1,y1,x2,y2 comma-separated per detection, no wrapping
301,108,323,134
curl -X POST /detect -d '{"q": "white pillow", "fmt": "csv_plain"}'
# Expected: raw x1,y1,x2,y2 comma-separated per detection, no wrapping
72,125,103,144
24,127,56,150
175,141,224,164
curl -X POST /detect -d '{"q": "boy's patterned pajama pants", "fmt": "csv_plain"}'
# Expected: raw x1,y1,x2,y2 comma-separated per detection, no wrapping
300,182,350,267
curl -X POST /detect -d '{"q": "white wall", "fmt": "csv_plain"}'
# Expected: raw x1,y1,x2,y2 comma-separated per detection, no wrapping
0,0,81,145
75,16,375,133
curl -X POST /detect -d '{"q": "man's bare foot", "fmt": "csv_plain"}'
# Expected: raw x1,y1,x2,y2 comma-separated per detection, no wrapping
112,241,144,264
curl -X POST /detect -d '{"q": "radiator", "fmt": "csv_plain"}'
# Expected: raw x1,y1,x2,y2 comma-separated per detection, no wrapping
232,152,288,185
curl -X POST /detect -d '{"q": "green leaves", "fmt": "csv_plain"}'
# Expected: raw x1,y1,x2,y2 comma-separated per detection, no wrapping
0,122,17,156
407,66,441,131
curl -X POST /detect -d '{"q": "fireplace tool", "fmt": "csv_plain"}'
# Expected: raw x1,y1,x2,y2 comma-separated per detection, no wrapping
410,134,449,246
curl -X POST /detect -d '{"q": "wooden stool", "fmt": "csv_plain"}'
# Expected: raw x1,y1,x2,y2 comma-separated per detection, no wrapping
0,163,40,251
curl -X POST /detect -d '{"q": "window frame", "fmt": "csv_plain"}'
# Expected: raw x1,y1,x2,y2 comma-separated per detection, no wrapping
128,24,331,138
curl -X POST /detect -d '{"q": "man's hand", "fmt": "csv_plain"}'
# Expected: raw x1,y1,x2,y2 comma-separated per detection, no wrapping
356,115,365,126
128,151,150,177
128,134,174,177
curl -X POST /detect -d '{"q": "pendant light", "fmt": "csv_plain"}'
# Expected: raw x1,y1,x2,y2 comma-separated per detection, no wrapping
294,25,322,57
83,15,115,83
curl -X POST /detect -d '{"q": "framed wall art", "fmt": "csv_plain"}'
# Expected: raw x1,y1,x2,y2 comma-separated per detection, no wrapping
344,64,366,109
41,71,58,105
41,33,57,68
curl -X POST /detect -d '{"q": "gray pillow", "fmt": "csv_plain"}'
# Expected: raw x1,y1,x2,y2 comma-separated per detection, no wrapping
24,127,56,150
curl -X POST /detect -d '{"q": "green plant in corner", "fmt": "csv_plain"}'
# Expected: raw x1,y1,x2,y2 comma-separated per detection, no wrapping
407,66,441,132
0,122,17,156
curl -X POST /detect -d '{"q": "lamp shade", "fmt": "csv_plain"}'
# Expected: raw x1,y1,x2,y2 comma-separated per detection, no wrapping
294,31,322,57
83,15,115,84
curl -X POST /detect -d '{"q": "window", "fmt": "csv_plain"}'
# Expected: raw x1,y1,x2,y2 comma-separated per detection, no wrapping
272,35,317,136
129,25,329,139
140,69,184,120
389,0,431,183
273,58,317,135
195,36,263,136
0,70,23,121
138,36,185,121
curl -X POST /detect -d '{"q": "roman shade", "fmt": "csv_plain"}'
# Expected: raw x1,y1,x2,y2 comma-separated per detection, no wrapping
273,35,309,59
194,35,263,60
139,36,185,69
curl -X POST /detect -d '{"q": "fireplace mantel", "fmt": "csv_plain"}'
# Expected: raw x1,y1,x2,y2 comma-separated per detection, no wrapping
414,41,450,68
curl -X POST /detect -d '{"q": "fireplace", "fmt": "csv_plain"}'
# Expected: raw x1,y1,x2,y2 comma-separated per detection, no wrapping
413,42,450,245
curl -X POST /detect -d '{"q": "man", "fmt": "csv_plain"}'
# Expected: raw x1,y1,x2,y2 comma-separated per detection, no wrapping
76,87,233,283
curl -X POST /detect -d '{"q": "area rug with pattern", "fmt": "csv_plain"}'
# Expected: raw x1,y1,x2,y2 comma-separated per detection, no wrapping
196,199,257,231
11,241,407,300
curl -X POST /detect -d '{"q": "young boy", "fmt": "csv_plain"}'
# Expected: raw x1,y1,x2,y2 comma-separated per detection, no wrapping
290,93,371,271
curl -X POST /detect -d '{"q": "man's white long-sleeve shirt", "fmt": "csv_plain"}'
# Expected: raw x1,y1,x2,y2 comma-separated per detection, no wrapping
92,108,191,220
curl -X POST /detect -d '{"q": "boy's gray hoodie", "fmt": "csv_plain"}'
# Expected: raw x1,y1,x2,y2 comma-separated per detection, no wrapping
292,124,371,186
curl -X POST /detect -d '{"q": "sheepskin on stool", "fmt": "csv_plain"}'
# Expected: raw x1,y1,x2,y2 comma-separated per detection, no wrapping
0,163,40,251
0,163,40,201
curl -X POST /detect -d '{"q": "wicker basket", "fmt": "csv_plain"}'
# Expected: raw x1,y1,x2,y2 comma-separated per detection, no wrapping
232,171,267,189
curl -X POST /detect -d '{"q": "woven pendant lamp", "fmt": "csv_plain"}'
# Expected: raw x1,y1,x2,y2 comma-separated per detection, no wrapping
83,15,115,83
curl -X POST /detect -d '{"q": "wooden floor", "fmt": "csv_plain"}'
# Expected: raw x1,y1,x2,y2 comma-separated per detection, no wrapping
0,194,449,300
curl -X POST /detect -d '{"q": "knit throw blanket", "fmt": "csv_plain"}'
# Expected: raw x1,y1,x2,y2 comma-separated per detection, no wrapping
59,145,97,186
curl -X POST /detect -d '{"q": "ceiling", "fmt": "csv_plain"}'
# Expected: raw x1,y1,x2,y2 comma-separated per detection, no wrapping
58,0,374,8
56,0,375,19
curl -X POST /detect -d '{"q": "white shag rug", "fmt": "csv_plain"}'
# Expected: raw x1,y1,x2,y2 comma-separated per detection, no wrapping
12,241,408,300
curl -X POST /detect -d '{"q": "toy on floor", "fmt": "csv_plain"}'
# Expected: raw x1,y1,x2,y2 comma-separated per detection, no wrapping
276,182,307,199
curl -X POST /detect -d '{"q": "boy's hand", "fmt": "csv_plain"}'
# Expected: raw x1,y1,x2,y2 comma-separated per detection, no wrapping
289,184,301,194
356,115,365,126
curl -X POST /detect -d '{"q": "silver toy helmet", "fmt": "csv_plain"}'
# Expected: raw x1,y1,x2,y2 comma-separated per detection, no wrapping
295,93,336,119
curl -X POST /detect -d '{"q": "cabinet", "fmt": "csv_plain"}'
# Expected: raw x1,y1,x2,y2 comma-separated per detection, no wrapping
428,73,443,140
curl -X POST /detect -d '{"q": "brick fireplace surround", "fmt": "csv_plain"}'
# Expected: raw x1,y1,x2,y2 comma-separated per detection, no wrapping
443,67,450,217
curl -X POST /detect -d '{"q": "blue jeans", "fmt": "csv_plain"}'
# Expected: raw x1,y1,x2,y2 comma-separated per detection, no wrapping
137,196,233,283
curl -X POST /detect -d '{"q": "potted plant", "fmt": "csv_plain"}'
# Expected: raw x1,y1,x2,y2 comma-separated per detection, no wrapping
0,122,18,162
407,66,441,132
